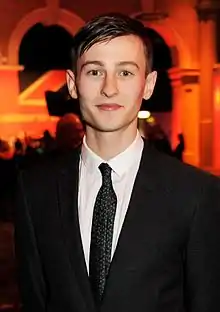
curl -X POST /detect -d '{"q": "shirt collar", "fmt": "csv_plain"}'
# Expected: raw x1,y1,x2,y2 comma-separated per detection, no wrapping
81,132,143,177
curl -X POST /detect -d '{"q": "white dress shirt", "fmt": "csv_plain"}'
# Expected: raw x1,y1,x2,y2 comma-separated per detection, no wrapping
78,132,144,272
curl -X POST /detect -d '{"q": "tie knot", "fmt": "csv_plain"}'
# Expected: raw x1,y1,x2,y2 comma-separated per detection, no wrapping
99,163,112,180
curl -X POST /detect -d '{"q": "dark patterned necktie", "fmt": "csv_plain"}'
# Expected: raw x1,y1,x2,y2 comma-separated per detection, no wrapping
89,163,117,305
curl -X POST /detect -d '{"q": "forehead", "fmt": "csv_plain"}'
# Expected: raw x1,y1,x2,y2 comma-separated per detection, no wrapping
78,35,146,66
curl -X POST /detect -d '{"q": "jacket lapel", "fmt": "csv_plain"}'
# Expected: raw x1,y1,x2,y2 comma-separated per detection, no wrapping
101,142,163,310
57,149,96,312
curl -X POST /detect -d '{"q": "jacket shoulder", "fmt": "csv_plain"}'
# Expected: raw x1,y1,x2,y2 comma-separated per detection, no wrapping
143,144,220,192
18,148,80,188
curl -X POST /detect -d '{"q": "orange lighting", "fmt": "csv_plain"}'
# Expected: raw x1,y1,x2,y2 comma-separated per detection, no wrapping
213,67,220,169
19,70,66,104
0,67,65,141
215,88,220,109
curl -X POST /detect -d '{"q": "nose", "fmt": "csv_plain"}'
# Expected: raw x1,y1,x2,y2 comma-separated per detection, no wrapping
101,74,118,98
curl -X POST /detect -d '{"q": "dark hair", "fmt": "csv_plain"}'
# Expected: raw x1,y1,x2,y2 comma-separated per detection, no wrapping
71,13,153,74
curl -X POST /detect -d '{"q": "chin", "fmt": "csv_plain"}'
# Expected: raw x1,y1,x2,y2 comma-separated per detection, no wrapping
88,119,135,133
97,127,120,133
91,123,123,133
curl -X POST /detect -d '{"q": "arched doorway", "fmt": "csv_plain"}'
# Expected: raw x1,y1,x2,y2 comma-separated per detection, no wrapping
18,23,80,117
141,27,173,112
19,23,72,92
8,8,85,65
139,27,173,146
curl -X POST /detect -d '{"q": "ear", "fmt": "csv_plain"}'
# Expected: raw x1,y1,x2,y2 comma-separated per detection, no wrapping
66,70,78,99
143,71,157,100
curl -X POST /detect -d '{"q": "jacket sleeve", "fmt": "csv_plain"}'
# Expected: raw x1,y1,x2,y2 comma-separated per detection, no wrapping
184,177,220,312
14,170,46,312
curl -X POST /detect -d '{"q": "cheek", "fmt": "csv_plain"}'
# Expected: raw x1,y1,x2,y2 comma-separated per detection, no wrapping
122,84,145,102
78,78,100,97
121,78,145,96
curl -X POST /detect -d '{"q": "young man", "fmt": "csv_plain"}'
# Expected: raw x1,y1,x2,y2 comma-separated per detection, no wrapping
15,13,220,312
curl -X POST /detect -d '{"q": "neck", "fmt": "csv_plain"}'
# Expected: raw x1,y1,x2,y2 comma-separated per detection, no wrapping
85,124,138,160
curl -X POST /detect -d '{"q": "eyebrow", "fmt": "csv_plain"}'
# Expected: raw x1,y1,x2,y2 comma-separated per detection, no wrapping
80,60,140,70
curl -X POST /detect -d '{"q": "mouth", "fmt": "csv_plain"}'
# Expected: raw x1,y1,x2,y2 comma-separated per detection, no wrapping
96,104,123,111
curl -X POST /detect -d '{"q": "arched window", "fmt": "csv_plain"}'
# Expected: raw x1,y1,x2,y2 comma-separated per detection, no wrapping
19,23,72,91
141,27,173,112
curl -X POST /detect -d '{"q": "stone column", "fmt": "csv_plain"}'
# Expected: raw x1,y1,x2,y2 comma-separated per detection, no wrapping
0,65,23,114
196,0,219,169
212,66,220,174
168,68,200,166
168,68,182,150
0,65,23,138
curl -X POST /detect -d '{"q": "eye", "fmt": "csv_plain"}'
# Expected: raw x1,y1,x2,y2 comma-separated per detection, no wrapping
119,70,133,77
87,69,103,76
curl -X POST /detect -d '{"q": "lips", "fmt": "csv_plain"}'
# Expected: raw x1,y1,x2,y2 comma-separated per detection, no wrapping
97,104,122,111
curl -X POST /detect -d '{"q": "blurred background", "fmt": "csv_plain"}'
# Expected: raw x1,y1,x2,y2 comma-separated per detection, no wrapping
1,0,220,310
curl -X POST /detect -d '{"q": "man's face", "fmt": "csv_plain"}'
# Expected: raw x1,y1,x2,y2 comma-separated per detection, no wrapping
67,35,157,133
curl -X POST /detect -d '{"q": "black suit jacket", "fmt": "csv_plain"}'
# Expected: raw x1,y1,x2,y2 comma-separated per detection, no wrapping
14,142,220,312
